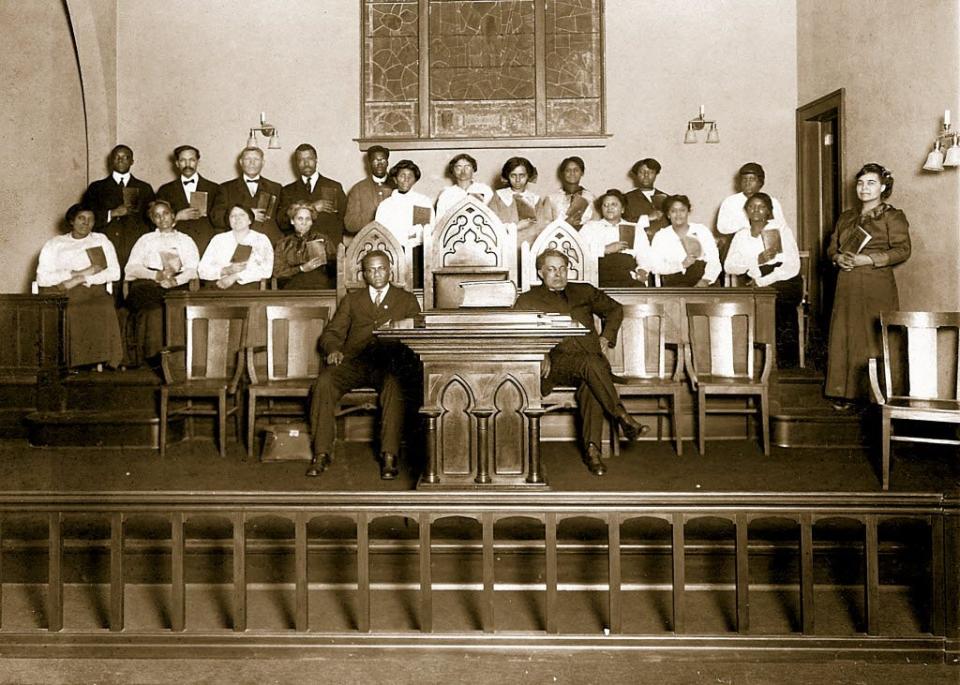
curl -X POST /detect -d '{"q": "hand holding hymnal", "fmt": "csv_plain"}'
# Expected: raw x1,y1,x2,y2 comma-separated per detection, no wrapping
85,246,108,274
565,194,589,226
225,243,251,275
158,250,182,279
316,186,339,213
514,196,538,222
681,234,702,259
412,205,432,227
255,192,277,221
302,238,327,269
189,191,208,217
839,225,872,256
759,228,782,264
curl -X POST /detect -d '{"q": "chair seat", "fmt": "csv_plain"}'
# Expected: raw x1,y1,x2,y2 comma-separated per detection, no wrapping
164,379,232,396
249,378,314,396
697,375,764,389
886,397,960,415
615,377,684,390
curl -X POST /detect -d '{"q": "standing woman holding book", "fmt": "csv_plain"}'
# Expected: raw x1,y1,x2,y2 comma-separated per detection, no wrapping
374,159,434,287
198,204,273,290
647,195,721,287
36,204,123,369
435,153,493,219
825,163,910,407
489,156,546,246
723,192,801,366
540,156,597,231
273,202,335,289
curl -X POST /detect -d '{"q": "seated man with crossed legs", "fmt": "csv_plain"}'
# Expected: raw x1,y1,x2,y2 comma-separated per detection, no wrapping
514,249,649,476
308,250,421,479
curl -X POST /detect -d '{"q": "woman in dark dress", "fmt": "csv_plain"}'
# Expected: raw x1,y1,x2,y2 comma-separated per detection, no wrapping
825,163,910,407
273,202,335,289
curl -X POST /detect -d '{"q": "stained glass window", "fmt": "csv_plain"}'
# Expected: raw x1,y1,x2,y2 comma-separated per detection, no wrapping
361,0,605,143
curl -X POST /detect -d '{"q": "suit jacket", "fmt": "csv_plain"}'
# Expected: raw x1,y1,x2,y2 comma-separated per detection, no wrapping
320,285,421,359
211,176,285,245
81,175,156,268
344,176,394,234
156,175,221,255
514,282,623,357
278,175,347,246
623,187,669,237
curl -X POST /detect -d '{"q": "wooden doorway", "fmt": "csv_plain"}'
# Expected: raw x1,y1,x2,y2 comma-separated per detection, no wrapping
797,89,845,340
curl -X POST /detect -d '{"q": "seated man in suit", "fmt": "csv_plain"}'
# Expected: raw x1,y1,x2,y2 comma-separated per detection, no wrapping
308,250,421,480
210,146,284,245
514,249,648,476
344,145,394,235
155,145,221,254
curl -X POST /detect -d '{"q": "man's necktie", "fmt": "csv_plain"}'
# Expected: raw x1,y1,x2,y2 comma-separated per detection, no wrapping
183,178,195,185
304,178,312,192
374,290,383,308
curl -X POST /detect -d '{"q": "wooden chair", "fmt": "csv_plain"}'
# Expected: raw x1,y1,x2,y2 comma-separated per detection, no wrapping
609,303,685,455
158,305,249,457
519,218,597,291
336,221,413,304
424,196,517,309
245,304,329,458
868,311,960,490
683,301,772,456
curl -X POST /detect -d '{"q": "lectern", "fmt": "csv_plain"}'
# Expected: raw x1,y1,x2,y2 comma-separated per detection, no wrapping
375,310,587,489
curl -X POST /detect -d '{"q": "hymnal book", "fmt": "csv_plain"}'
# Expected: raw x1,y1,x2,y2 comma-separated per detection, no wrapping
255,191,278,220
459,280,518,308
839,226,872,255
305,239,327,264
158,249,182,276
122,186,140,210
760,228,782,256
515,196,538,222
85,246,108,273
318,186,339,211
681,235,702,259
618,223,636,246
758,262,782,277
231,243,252,263
565,194,589,224
189,191,208,217
412,205,432,226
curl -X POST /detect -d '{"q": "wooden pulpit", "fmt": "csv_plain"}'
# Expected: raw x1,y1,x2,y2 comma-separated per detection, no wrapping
375,310,587,489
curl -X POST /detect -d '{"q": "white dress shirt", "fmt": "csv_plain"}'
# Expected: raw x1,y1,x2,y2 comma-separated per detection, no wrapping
374,189,435,248
36,232,121,287
198,229,274,284
435,182,493,219
578,218,651,272
723,220,801,287
302,172,319,193
180,174,198,201
367,283,391,306
716,192,786,235
243,176,261,197
124,229,201,286
112,171,131,186
648,223,722,284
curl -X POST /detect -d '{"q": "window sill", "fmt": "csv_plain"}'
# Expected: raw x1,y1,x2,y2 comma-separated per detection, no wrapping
355,135,611,151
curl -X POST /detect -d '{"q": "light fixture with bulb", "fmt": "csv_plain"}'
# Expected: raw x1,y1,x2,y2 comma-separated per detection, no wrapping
246,112,281,149
684,104,719,144
922,109,958,171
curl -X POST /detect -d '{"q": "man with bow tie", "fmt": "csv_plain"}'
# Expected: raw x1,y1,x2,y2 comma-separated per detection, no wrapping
155,145,221,254
344,145,394,235
278,143,347,283
308,250,421,479
81,144,155,269
210,146,284,245
514,249,649,476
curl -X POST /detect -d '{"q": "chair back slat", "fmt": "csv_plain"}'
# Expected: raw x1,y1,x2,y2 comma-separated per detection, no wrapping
265,305,328,381
185,305,248,380
880,311,960,401
685,301,754,378
613,303,666,378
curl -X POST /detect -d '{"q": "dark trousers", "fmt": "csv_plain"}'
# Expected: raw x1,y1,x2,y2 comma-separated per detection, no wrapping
545,351,622,449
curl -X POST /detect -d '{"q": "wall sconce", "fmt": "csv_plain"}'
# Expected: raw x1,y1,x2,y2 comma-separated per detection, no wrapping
246,112,281,149
684,105,719,144
922,109,958,171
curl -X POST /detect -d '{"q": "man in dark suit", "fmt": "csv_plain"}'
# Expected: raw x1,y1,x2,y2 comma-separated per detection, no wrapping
278,143,347,283
308,250,421,479
81,144,155,269
622,158,669,241
344,145,394,235
514,249,648,476
210,146,284,245
155,145,221,254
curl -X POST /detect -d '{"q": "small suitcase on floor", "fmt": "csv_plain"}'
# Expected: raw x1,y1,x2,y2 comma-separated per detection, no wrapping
260,422,313,462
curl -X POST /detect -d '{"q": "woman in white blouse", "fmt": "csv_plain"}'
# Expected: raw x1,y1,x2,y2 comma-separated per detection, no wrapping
435,153,493,220
648,194,721,287
579,189,650,287
724,192,802,365
540,156,596,231
36,204,123,369
124,200,200,362
198,204,273,290
374,159,434,287
489,156,546,246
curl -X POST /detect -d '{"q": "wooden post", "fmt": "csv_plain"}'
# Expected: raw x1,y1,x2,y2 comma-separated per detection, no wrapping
295,512,309,632
47,512,63,632
110,513,124,632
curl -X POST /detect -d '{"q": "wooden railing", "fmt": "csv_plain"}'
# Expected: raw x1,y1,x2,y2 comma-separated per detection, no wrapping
0,490,955,662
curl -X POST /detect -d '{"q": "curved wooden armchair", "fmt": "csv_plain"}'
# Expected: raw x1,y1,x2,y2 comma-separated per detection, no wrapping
683,301,772,455
520,218,596,290
336,221,412,303
869,311,960,490
159,304,249,457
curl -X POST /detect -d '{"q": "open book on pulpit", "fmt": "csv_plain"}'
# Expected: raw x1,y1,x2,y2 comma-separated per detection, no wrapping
459,280,518,308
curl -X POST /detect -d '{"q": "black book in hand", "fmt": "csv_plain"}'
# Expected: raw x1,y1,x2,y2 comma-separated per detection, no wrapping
231,244,252,263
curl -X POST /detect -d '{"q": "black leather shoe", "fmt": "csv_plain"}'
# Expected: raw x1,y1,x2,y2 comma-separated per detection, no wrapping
380,452,399,480
305,452,331,477
618,411,650,441
583,443,606,476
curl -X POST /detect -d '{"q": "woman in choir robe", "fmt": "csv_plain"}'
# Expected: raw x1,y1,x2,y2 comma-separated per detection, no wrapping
36,204,123,369
435,153,493,220
723,192,802,367
273,202,336,289
198,204,273,290
374,159,434,287
540,156,596,231
578,189,650,287
489,156,546,246
825,163,910,408
123,200,200,363
648,195,721,287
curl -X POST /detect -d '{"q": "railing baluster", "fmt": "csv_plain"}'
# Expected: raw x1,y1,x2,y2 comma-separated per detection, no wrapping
482,512,495,633
545,513,558,634
233,512,246,632
930,515,945,636
47,512,63,632
357,513,370,633
0,518,4,630
800,513,814,634
295,512,308,632
110,512,124,632
608,513,621,635
171,512,185,632
865,514,879,635
735,513,749,633
419,512,432,633
671,512,684,634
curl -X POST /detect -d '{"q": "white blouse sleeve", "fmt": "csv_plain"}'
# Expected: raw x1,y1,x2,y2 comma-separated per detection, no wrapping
36,239,71,287
85,235,121,285
723,229,761,279
695,226,722,284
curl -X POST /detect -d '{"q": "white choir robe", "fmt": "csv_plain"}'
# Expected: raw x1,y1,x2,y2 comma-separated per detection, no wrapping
648,223,722,284
723,221,801,286
435,182,493,219
578,218,651,277
375,189,435,249
716,192,786,235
